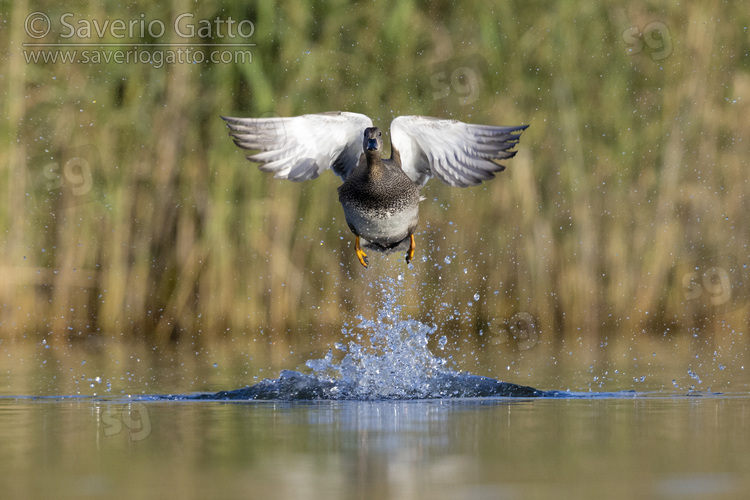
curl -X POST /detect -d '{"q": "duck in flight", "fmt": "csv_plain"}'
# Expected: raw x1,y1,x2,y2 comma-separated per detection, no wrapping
222,112,528,268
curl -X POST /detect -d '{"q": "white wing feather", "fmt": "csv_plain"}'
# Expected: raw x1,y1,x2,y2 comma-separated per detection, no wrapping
222,112,373,181
390,116,528,187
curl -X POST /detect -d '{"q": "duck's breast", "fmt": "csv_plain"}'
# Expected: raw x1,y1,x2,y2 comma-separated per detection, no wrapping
342,202,419,245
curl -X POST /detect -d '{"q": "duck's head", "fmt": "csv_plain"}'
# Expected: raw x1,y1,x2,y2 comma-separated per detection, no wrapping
363,127,383,154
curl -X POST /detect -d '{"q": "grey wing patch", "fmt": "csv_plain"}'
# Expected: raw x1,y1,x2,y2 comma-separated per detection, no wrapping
390,115,528,188
222,112,373,182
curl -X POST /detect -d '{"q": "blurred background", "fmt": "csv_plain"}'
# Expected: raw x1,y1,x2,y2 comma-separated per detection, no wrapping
1,0,749,395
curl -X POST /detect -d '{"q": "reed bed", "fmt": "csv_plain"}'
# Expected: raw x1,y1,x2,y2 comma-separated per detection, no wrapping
1,0,749,356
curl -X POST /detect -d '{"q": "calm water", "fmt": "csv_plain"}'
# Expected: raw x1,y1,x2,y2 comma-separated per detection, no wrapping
1,394,749,499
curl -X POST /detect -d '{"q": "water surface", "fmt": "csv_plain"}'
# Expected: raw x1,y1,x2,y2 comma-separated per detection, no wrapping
3,277,749,499
1,394,748,499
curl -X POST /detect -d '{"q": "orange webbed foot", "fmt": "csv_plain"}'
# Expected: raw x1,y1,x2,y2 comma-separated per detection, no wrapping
406,234,415,264
355,235,369,268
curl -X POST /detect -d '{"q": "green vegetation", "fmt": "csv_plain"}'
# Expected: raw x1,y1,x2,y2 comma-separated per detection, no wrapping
1,0,749,361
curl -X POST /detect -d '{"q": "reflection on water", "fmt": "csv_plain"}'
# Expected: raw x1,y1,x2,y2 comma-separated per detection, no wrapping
2,395,749,499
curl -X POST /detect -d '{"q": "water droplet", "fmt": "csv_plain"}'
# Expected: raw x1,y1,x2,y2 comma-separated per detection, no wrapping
438,335,447,350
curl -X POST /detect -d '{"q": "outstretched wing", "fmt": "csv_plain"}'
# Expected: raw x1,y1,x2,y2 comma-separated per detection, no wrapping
222,112,373,181
390,116,528,187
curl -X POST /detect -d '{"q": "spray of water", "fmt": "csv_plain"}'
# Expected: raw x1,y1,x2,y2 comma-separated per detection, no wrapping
189,271,554,400
170,269,556,400
304,273,448,399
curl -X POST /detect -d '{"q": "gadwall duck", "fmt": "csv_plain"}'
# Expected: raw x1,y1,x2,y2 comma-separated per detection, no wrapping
222,112,528,268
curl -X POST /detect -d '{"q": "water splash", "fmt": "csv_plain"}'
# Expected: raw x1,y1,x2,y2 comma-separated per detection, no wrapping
303,274,447,399
183,274,558,400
